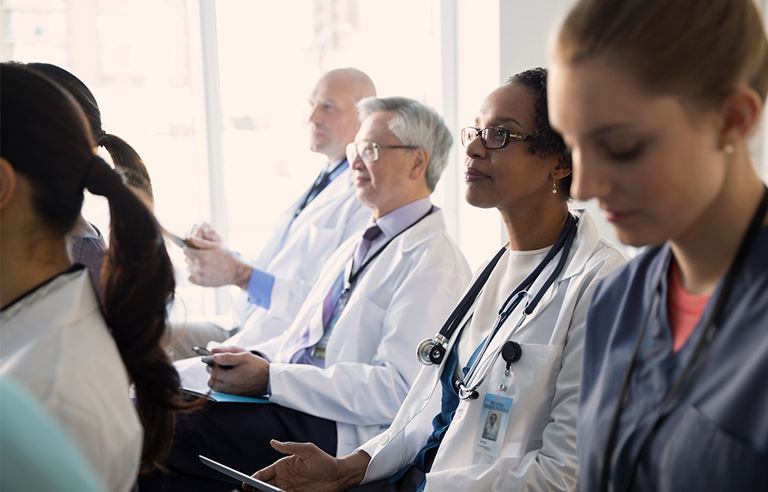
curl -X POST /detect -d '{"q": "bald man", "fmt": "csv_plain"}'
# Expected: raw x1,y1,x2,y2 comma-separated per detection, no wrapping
169,68,377,359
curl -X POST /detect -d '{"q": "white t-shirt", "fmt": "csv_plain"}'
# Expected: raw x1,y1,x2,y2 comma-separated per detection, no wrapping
456,246,551,369
0,268,142,492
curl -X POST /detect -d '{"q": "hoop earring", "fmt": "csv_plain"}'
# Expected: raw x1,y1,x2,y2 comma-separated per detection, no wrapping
552,177,558,194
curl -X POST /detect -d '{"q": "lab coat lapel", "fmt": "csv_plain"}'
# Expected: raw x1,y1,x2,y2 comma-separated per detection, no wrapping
289,169,351,232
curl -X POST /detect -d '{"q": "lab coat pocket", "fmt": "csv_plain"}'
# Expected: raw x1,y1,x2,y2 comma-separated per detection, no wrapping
497,343,563,448
658,405,768,492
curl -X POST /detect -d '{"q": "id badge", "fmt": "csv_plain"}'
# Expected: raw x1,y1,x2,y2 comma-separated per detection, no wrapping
473,392,513,463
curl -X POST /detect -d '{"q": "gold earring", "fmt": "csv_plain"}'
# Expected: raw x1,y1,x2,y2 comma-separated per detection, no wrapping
724,144,734,155
552,177,558,194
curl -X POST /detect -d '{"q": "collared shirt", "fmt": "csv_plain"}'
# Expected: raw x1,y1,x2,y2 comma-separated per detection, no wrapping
360,196,433,267
246,158,350,308
289,197,433,368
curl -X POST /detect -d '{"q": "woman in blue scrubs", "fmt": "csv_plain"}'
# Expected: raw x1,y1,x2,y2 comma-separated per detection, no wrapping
548,0,768,490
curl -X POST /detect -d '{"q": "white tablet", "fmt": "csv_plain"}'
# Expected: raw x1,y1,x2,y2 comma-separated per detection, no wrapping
198,455,284,492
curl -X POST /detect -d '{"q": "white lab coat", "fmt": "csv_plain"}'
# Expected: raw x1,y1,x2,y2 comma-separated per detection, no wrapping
256,209,472,456
0,268,142,492
359,210,627,491
230,166,369,347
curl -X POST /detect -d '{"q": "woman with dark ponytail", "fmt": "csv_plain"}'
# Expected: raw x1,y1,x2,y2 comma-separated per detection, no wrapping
27,62,154,293
0,62,196,490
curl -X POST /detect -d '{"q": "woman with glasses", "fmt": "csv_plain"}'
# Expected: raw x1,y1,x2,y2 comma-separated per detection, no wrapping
247,68,625,492
549,0,768,490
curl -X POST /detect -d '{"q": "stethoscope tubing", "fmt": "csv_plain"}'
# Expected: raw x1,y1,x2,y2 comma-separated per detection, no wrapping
441,213,579,400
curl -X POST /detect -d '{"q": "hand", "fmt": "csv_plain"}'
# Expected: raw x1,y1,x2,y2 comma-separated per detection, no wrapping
184,236,252,289
189,222,222,243
247,441,369,492
207,352,269,396
210,345,247,355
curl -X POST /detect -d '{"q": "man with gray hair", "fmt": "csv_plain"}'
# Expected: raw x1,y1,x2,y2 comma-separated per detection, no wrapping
142,98,471,490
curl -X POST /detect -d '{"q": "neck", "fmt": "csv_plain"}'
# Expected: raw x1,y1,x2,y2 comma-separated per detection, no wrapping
671,155,765,294
1,231,71,308
500,197,569,251
372,190,430,219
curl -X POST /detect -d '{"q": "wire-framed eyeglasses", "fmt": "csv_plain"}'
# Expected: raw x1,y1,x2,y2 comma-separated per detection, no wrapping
460,126,535,150
346,141,420,165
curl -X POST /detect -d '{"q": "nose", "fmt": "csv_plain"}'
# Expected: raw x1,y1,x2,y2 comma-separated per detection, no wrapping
569,148,608,201
308,104,322,124
464,134,487,162
348,148,365,170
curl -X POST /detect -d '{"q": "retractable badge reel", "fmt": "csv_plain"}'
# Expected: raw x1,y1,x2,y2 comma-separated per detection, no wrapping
497,341,522,392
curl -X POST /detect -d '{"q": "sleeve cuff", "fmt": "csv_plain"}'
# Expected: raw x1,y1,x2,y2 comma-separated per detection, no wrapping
247,268,275,309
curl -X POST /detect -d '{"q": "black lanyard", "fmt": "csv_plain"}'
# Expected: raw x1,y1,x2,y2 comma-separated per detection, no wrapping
437,213,578,346
600,186,768,492
293,159,348,220
343,206,435,291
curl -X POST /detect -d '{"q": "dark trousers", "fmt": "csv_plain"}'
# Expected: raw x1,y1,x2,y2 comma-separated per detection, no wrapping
347,468,425,492
138,401,337,491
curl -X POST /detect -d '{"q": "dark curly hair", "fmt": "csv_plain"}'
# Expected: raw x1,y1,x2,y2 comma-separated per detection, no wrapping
506,68,572,197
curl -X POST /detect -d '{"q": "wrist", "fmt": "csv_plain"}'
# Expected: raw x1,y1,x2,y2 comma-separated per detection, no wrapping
336,450,370,489
234,260,253,290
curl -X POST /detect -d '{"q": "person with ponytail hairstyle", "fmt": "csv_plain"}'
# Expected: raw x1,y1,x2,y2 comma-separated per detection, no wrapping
0,62,197,491
549,0,768,490
27,63,154,293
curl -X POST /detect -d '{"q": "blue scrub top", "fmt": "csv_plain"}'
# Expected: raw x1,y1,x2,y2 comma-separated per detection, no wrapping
579,228,768,492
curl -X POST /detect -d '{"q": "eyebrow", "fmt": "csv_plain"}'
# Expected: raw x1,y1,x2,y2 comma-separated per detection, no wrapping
584,122,638,139
480,116,524,129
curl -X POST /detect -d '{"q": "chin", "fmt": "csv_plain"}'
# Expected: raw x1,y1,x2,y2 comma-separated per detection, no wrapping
464,189,497,210
614,226,668,248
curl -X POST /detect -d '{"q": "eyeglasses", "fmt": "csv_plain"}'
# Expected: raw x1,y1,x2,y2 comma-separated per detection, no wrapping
460,126,535,150
346,141,419,165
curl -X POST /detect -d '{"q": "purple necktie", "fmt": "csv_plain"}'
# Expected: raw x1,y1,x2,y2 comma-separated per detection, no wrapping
284,224,383,364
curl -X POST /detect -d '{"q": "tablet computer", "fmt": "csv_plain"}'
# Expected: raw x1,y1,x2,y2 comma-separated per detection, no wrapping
198,455,284,492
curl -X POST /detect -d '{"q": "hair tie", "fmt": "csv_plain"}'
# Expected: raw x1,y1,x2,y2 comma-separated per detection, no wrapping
96,130,108,147
85,154,124,197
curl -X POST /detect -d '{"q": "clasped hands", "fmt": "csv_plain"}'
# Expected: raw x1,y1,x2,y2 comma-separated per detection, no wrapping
184,222,253,289
206,346,269,396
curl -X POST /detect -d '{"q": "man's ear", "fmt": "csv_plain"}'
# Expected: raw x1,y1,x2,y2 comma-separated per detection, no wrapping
719,84,763,149
0,158,18,210
410,148,429,181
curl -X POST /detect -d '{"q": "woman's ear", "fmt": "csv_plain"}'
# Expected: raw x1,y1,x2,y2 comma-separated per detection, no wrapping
719,84,763,149
0,158,18,210
551,155,572,180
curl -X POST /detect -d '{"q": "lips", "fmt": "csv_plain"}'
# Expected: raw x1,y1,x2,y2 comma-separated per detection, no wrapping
465,167,490,182
603,208,637,224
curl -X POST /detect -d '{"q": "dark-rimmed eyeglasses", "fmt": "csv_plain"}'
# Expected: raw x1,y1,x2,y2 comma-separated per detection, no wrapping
460,126,535,150
346,141,420,165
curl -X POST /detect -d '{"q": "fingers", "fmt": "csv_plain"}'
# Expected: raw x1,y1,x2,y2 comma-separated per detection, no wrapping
185,236,217,250
213,352,247,367
210,345,246,354
271,439,318,457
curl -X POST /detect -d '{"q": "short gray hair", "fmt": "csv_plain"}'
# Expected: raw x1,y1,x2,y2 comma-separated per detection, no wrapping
357,96,452,191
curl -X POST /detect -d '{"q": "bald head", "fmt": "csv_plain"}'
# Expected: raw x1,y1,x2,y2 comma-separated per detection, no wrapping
308,68,377,161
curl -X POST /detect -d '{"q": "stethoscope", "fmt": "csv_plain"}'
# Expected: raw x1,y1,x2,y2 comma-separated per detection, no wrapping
417,213,579,400
599,186,768,492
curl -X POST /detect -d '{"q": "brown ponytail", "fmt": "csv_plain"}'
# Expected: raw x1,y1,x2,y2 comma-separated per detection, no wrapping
554,0,768,106
2,62,199,473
